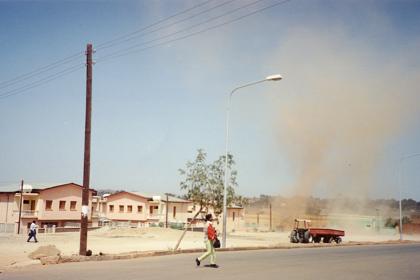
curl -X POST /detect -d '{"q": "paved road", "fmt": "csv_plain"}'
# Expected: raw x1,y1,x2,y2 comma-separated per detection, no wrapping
2,244,420,280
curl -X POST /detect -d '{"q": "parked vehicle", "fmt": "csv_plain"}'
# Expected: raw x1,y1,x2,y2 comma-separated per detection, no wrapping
289,219,345,244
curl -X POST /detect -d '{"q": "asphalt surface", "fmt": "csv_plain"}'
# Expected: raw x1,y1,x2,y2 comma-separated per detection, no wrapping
2,244,420,280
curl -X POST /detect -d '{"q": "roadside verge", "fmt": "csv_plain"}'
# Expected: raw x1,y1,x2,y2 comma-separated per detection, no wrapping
37,240,420,266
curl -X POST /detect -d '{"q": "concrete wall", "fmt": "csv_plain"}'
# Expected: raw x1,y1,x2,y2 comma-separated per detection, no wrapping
160,201,194,224
0,193,14,224
227,208,245,231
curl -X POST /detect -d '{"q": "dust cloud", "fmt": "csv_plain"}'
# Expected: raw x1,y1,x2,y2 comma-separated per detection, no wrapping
266,26,420,229
272,27,417,196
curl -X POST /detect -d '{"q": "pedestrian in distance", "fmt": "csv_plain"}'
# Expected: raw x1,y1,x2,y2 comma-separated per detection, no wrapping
27,220,38,243
195,213,219,268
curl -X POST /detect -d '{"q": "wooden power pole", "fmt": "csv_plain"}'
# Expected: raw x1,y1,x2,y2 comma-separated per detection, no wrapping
17,180,24,234
165,194,169,228
80,44,93,255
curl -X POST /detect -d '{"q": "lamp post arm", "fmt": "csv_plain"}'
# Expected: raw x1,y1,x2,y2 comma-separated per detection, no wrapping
229,79,267,98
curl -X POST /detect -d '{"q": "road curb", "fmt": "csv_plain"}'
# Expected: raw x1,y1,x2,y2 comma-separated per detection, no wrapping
39,240,420,266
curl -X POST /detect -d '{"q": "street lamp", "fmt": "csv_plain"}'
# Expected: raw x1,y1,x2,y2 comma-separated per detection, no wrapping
222,74,283,248
398,153,420,241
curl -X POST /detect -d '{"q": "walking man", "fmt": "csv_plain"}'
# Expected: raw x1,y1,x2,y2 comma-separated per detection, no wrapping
27,220,38,242
195,213,218,268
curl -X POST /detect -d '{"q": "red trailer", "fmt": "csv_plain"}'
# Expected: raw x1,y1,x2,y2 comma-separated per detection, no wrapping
290,219,345,244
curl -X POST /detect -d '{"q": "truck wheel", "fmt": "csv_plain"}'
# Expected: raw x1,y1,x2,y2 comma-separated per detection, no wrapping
323,236,332,243
298,234,304,243
290,230,298,243
313,236,321,243
303,231,312,243
335,237,342,244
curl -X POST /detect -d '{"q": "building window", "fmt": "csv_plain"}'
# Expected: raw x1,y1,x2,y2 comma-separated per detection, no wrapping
173,206,176,218
127,205,132,213
233,211,235,222
23,200,30,204
45,200,52,210
109,205,114,212
187,205,195,213
59,201,66,211
137,205,143,213
70,201,77,211
119,205,124,212
149,205,158,215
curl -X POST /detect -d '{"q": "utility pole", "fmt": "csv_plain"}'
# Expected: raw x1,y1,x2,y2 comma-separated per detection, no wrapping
80,44,93,256
257,213,260,227
17,180,24,234
165,194,169,228
269,203,272,231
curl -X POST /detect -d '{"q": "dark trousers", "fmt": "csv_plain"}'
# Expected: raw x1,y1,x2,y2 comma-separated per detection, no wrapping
27,230,38,242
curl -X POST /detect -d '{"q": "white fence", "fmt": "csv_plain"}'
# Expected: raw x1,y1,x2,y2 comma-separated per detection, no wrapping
0,223,14,233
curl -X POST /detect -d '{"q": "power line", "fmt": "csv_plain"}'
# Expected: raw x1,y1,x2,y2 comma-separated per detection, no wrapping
0,52,83,90
96,0,292,63
96,0,215,50
0,0,214,93
0,64,84,100
0,0,292,100
96,0,236,52
96,0,266,62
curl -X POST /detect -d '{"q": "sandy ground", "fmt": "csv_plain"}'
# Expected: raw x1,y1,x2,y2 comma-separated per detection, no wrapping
1,227,419,271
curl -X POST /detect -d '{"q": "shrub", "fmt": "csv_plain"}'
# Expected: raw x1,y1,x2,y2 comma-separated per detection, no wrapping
384,217,397,228
169,222,184,230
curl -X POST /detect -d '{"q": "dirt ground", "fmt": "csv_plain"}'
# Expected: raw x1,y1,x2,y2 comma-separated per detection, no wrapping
1,227,419,272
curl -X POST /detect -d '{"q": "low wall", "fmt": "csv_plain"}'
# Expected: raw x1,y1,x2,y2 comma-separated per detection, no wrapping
0,223,14,233
187,227,204,232
403,224,420,234
37,227,100,234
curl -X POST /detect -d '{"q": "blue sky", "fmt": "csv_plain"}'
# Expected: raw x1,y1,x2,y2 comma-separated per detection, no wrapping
0,0,419,200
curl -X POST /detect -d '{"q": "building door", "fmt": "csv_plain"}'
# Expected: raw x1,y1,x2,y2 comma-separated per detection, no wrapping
30,200,36,211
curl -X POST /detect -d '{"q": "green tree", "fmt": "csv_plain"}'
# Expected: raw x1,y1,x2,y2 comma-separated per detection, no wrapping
174,149,239,250
179,149,211,212
233,195,249,208
179,149,238,215
207,152,238,214
384,217,397,228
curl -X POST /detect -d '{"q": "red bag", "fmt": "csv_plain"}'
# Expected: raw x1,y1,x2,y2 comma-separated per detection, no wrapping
207,224,217,241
